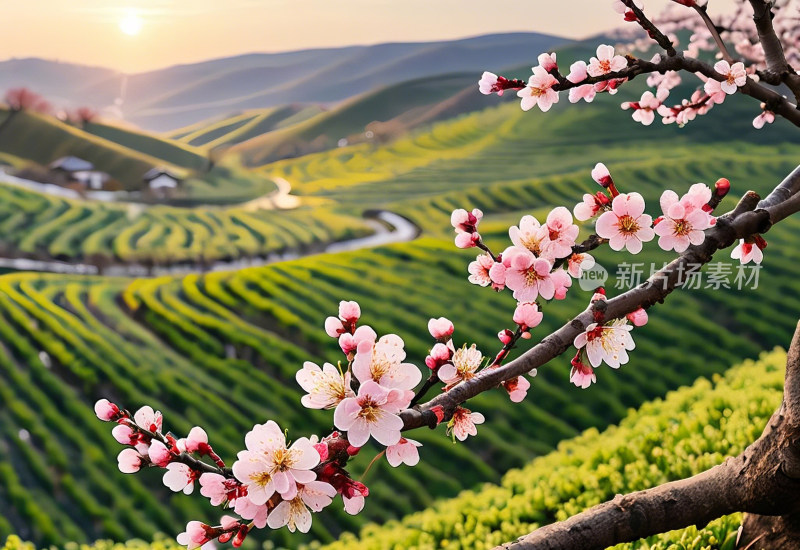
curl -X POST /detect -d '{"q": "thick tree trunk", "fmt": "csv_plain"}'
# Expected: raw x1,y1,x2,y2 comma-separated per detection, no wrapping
498,321,800,550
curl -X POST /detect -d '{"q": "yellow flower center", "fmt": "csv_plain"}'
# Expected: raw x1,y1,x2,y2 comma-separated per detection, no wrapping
618,215,640,235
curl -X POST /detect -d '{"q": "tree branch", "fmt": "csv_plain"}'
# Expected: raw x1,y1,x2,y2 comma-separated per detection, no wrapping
747,0,800,101
400,166,800,431
499,317,800,550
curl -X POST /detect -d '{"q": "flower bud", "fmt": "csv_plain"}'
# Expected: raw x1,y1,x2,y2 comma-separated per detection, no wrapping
94,399,121,421
428,317,454,341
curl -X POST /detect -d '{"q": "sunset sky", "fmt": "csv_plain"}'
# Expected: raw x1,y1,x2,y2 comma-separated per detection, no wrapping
3,1,739,73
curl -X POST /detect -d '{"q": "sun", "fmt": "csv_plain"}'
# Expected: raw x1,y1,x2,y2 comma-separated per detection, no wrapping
119,14,143,36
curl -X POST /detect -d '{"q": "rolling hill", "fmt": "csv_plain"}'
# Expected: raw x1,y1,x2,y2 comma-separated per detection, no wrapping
2,348,784,550
0,33,570,131
0,141,798,547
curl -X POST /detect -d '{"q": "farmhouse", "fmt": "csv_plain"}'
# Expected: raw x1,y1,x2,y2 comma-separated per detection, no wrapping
143,167,182,197
48,156,111,190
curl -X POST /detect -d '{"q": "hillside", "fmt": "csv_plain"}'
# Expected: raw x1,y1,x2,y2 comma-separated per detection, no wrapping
321,350,786,550
0,348,787,550
0,142,798,547
0,33,569,131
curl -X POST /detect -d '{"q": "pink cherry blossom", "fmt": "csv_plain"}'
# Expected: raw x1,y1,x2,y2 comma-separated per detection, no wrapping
133,405,162,433
543,207,579,258
574,192,609,221
627,308,649,327
468,253,495,286
185,427,208,454
478,72,503,95
267,481,336,533
176,521,212,550
112,424,136,445
567,60,588,83
569,84,597,103
163,462,196,495
199,473,242,506
148,440,173,467
503,376,531,403
333,380,406,447
570,354,596,389
503,248,555,301
509,215,548,256
516,66,560,112
702,79,727,105
591,162,614,188
438,344,483,386
94,399,121,421
713,60,747,94
428,317,454,341
451,208,483,248
567,253,596,278
386,438,422,467
425,342,452,370
325,317,345,338
232,420,320,505
448,407,485,441
296,361,353,409
537,52,558,72
551,268,573,300
654,197,711,252
753,110,775,129
587,44,627,77
352,335,421,392
513,302,543,330
595,192,655,254
574,319,635,369
234,495,269,529
731,239,764,265
622,88,669,126
338,325,377,356
489,261,506,291
117,448,144,473
338,300,360,323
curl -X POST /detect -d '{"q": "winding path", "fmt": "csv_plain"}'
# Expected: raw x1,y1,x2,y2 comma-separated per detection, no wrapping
0,169,420,276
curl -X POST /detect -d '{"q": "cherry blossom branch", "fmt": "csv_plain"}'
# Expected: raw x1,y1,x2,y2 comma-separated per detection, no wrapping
400,165,800,431
622,0,677,56
498,318,800,550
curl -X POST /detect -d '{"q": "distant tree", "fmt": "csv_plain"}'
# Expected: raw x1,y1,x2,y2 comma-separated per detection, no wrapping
69,106,98,128
3,87,52,115
93,2,800,549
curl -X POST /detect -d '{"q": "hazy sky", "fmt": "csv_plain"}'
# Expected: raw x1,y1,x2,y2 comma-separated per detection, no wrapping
3,0,739,73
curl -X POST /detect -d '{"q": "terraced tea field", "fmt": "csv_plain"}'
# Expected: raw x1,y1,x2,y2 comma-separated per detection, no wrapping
0,183,372,266
321,350,787,550
1,138,799,545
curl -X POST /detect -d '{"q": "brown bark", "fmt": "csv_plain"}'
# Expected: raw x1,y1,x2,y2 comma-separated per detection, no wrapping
496,321,800,550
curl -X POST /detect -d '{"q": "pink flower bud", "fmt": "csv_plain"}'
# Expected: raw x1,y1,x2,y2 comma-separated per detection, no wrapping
567,60,588,83
148,440,172,467
626,307,649,327
338,333,357,355
455,231,480,249
177,521,213,549
715,177,730,197
117,448,144,473
112,424,136,445
325,316,345,338
428,317,454,341
338,300,361,323
498,329,514,345
513,303,543,330
538,52,558,72
185,426,208,454
591,162,614,188
425,342,452,370
94,399,120,421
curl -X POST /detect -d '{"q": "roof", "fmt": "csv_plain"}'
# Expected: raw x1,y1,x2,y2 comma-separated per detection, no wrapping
49,156,94,172
143,167,181,182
